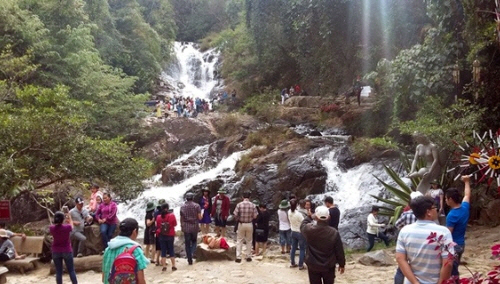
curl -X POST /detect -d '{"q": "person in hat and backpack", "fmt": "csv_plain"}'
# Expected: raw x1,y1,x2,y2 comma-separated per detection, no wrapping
153,199,166,265
102,218,149,284
156,203,177,272
211,188,230,238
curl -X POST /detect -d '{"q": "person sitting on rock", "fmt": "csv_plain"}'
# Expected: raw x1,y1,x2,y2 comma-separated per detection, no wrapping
70,197,93,258
88,184,103,214
95,192,119,251
0,229,25,261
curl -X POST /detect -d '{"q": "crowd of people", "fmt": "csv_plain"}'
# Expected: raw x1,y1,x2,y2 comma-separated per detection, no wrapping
6,173,470,284
150,90,237,119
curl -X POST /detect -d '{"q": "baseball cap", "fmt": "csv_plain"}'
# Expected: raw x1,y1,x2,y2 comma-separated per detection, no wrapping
315,206,330,220
410,191,423,200
75,197,85,205
119,218,139,234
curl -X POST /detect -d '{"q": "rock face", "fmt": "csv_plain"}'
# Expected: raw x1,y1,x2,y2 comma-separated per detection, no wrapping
161,167,185,184
195,239,236,261
358,250,395,266
479,199,500,226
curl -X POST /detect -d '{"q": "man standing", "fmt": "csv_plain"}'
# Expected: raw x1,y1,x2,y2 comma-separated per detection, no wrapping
180,193,201,265
70,197,93,257
396,196,454,284
300,206,345,284
324,196,340,230
446,175,471,277
233,191,258,263
211,188,230,237
102,218,149,284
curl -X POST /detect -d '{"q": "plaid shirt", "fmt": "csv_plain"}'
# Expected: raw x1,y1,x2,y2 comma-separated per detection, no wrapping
395,210,417,230
102,237,149,284
180,201,201,233
233,199,258,223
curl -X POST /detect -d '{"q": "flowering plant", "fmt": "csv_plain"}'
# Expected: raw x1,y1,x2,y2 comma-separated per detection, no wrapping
429,232,500,284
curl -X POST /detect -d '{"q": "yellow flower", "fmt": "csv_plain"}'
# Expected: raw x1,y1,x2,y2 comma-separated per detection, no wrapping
488,155,500,170
469,153,481,165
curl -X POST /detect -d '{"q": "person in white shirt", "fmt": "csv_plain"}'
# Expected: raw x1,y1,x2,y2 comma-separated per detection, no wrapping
288,199,306,270
366,205,390,251
278,200,291,254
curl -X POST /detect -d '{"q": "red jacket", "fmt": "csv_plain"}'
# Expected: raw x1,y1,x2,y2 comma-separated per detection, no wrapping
211,195,230,219
155,213,177,236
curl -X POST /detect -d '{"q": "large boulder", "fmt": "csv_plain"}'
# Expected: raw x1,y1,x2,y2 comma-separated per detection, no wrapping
358,250,395,266
80,225,119,256
195,239,236,261
479,199,500,226
161,167,185,185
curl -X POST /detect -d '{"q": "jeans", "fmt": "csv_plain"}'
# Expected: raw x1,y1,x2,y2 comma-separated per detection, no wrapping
279,229,292,246
70,231,86,255
290,231,305,267
394,267,404,284
367,232,390,252
100,223,116,249
53,252,78,284
159,235,175,258
184,232,198,264
308,269,335,284
452,245,464,277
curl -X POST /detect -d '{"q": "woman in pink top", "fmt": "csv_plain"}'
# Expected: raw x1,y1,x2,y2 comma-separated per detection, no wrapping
155,203,177,271
50,211,78,284
95,192,118,250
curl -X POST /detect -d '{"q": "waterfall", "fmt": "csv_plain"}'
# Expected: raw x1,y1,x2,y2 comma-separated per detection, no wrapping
117,147,248,228
160,42,221,99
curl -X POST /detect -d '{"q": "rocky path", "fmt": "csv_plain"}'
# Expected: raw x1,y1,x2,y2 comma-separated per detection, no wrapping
8,225,500,284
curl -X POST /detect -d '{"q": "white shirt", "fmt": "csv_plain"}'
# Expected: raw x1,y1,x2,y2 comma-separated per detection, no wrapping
366,213,384,234
278,210,291,231
288,210,304,232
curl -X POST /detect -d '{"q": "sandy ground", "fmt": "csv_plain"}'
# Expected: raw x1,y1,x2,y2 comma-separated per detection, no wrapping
7,225,500,284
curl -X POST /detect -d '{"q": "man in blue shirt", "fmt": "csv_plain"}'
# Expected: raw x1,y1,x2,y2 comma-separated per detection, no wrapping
445,175,471,277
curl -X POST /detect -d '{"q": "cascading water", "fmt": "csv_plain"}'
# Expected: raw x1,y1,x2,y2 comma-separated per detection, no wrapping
160,42,221,99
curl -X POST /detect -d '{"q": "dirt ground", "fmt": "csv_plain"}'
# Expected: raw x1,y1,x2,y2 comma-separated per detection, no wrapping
7,225,500,284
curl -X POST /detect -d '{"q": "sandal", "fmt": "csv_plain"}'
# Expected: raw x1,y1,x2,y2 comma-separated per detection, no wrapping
172,266,177,271
162,267,166,272
155,262,160,266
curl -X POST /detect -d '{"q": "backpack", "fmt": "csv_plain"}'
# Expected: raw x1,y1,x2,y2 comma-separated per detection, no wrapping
108,245,139,284
160,215,170,236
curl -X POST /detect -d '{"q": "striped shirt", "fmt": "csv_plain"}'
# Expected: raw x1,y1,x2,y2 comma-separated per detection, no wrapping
233,199,258,223
396,220,454,284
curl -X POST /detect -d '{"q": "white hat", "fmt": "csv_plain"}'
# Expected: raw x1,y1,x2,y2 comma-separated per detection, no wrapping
410,191,423,200
315,206,330,220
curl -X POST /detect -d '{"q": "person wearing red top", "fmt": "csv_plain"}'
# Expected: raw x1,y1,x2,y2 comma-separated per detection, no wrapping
95,192,118,250
210,188,230,237
155,203,177,271
50,211,78,284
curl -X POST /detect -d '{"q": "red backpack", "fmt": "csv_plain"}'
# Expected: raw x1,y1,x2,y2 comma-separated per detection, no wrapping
108,245,140,284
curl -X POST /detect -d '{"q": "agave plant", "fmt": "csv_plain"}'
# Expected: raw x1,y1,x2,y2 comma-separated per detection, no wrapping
371,153,421,224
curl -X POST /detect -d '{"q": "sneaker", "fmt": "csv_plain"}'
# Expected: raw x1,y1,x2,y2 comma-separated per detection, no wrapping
172,266,177,271
246,257,252,262
162,267,166,272
76,253,83,258
290,264,298,268
155,262,160,266
235,259,242,263
299,266,306,270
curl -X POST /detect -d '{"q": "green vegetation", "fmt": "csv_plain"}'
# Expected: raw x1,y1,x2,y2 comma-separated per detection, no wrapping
0,0,176,200
351,137,399,164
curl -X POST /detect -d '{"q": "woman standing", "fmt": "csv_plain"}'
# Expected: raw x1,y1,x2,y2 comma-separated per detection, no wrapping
366,205,390,252
95,192,118,251
50,211,78,284
199,189,212,235
155,203,177,272
288,199,305,270
254,203,270,256
144,201,156,261
427,180,444,214
278,200,291,254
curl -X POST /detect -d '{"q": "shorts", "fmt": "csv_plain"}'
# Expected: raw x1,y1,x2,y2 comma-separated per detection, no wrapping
214,215,227,227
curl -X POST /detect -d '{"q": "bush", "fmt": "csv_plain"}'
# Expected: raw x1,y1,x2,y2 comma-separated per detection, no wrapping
214,113,240,137
352,137,399,163
240,87,280,123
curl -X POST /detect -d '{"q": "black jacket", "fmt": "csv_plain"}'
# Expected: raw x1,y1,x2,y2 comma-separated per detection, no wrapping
300,216,346,272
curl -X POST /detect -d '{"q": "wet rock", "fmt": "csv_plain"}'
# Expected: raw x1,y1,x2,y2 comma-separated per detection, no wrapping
161,167,185,185
337,146,356,171
358,250,395,266
308,130,322,137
